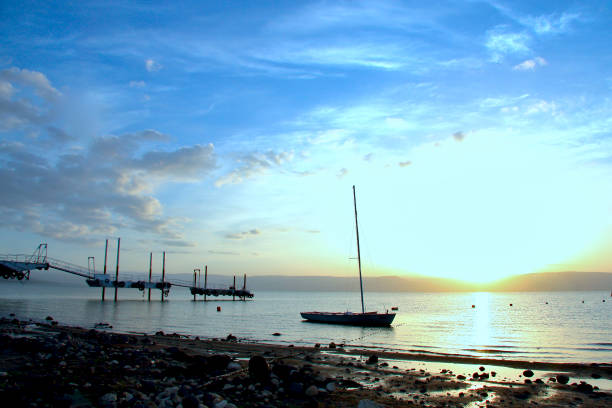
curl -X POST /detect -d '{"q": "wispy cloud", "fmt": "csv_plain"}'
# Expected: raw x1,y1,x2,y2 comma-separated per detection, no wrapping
215,150,293,187
209,250,240,256
145,58,162,72
225,229,261,240
485,27,531,62
513,56,547,71
520,12,581,35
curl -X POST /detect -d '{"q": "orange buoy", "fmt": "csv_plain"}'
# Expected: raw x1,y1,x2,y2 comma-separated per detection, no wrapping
217,306,221,312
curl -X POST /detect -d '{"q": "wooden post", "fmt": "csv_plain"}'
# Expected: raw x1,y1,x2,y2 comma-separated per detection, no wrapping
233,275,236,301
102,239,108,301
114,238,120,302
148,252,152,302
243,274,247,301
161,251,166,302
193,269,197,301
204,265,207,302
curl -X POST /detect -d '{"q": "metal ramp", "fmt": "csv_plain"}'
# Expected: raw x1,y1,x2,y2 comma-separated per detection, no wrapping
0,244,50,280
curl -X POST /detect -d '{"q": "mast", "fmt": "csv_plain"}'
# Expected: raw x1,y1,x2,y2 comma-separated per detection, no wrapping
353,185,365,314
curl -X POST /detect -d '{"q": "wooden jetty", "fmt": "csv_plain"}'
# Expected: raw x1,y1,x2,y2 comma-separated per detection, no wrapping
0,241,254,302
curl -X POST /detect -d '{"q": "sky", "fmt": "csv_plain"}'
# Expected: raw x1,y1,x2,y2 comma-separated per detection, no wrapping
1,0,611,283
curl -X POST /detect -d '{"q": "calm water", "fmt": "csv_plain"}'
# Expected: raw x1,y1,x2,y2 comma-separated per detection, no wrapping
1,280,611,363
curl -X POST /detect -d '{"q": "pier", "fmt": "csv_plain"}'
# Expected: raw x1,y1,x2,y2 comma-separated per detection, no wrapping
0,242,254,301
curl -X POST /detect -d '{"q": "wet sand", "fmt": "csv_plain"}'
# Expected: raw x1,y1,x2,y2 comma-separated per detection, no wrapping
1,316,611,407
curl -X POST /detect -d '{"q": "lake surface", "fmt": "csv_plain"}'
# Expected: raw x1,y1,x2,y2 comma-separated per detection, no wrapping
1,280,611,363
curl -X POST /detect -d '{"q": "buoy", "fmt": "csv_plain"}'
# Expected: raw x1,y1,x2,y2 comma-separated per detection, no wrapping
471,305,475,308
391,306,399,311
509,304,513,307
545,302,548,305
217,306,221,312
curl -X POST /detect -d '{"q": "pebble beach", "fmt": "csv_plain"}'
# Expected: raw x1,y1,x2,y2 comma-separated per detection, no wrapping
1,316,611,407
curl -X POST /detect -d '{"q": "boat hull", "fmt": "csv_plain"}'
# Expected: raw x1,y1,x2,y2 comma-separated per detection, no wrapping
300,311,395,327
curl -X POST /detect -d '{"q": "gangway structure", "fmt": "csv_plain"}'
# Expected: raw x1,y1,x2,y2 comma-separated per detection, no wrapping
0,242,254,302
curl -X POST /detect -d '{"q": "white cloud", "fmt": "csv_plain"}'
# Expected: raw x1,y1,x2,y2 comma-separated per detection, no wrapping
129,80,146,88
215,150,293,187
513,57,547,71
225,229,261,240
145,59,162,72
525,100,557,115
485,28,531,62
398,160,412,167
0,68,216,246
0,67,61,101
337,168,348,178
522,12,581,35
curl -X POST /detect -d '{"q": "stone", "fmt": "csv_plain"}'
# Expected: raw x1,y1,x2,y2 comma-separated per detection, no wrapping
523,369,534,378
575,382,593,393
248,355,269,382
99,393,117,407
366,355,378,364
45,316,54,321
214,400,227,408
226,362,241,371
556,374,570,385
314,343,321,348
457,375,466,380
357,399,385,408
326,382,336,392
479,366,485,371
226,334,237,341
328,342,336,349
272,332,281,336
288,382,303,395
305,385,318,397
182,395,199,408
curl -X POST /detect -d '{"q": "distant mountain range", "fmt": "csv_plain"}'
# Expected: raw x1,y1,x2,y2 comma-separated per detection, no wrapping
16,269,612,292
243,272,612,292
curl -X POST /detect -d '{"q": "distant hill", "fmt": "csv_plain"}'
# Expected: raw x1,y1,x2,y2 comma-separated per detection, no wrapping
487,272,612,292
244,272,612,292
11,269,612,292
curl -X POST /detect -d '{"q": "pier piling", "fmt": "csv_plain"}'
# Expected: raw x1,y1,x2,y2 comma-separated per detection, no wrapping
102,239,108,301
114,238,120,302
148,252,152,302
161,251,166,302
204,265,207,301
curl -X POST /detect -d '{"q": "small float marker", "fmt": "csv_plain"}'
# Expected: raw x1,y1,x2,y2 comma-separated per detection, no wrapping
217,306,221,311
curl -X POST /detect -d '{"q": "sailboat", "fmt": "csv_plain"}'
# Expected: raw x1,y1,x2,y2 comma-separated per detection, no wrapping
300,185,396,327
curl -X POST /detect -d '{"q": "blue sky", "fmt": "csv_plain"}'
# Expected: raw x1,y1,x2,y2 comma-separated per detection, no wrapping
1,1,611,282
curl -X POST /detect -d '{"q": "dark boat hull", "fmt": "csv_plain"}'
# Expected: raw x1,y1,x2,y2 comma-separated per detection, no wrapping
300,311,395,327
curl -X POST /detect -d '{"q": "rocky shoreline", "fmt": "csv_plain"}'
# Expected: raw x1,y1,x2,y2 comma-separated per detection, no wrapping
1,316,611,407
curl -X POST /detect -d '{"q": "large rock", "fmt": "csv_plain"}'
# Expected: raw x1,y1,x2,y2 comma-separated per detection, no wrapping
366,355,378,364
556,374,570,385
248,355,269,382
305,385,318,397
357,400,385,408
523,369,534,378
